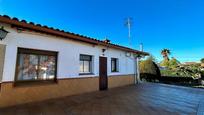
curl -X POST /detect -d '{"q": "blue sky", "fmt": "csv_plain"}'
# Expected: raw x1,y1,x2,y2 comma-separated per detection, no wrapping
0,0,204,62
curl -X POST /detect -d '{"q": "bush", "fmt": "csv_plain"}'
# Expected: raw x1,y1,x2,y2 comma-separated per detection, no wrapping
140,73,160,82
159,76,199,86
201,58,204,63
140,57,161,81
160,59,169,67
201,71,204,79
169,58,180,69
161,69,178,76
140,59,157,75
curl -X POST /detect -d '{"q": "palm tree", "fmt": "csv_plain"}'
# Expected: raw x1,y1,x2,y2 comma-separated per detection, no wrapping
161,49,171,61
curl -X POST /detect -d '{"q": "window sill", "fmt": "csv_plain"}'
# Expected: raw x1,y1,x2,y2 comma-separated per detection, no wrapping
111,71,119,73
79,73,95,76
14,80,58,87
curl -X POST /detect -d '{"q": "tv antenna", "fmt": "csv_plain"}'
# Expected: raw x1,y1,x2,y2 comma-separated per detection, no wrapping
125,17,133,48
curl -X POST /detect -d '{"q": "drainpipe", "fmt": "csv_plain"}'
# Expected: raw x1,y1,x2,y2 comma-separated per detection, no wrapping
134,57,137,84
136,43,143,83
136,57,141,83
134,55,141,84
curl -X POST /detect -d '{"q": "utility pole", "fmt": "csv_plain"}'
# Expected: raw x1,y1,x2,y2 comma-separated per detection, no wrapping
125,17,138,84
140,43,143,51
125,17,132,48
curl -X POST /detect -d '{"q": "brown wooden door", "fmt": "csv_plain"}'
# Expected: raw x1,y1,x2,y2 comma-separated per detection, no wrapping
99,57,108,90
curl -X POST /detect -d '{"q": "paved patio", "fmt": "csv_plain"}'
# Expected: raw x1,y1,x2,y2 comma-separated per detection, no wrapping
0,83,204,115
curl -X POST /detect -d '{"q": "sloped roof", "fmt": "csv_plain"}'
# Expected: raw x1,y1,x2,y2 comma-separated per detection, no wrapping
0,15,149,55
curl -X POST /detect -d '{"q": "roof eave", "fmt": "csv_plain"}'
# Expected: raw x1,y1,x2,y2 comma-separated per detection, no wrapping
0,15,149,55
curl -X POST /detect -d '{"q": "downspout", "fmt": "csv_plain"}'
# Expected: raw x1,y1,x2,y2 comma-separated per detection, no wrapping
136,57,141,83
134,55,141,84
137,43,143,83
136,43,143,84
134,57,137,84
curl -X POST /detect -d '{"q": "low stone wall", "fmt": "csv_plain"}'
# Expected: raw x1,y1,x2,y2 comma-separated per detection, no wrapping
0,74,134,108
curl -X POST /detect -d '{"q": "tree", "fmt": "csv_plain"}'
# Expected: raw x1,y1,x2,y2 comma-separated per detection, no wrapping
160,49,172,67
201,58,204,63
140,57,157,74
169,57,180,69
147,55,157,62
161,49,171,61
160,59,170,67
140,56,161,81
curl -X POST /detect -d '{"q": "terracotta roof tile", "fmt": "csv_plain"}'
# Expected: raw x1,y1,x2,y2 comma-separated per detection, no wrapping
0,15,149,55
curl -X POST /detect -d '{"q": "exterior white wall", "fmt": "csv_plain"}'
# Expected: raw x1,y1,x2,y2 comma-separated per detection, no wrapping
0,23,136,82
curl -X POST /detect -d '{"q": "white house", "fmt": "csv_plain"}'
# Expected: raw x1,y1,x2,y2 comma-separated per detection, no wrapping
0,15,148,107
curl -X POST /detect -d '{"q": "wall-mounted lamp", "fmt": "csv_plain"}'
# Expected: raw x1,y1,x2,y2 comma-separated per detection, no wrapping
102,49,106,53
101,48,106,56
0,26,9,40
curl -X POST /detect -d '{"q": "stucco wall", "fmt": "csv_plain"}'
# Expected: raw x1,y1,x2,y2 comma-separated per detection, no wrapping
0,23,136,82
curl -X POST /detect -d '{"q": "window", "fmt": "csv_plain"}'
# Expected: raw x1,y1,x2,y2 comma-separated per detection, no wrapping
80,54,92,74
111,58,119,72
15,48,57,83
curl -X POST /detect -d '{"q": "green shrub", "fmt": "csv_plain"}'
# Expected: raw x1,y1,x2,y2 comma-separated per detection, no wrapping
169,58,180,69
140,59,156,74
160,59,169,67
160,70,179,76
201,58,204,63
140,57,161,76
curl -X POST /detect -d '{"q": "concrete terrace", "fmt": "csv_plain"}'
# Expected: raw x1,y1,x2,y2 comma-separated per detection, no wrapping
0,83,204,115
